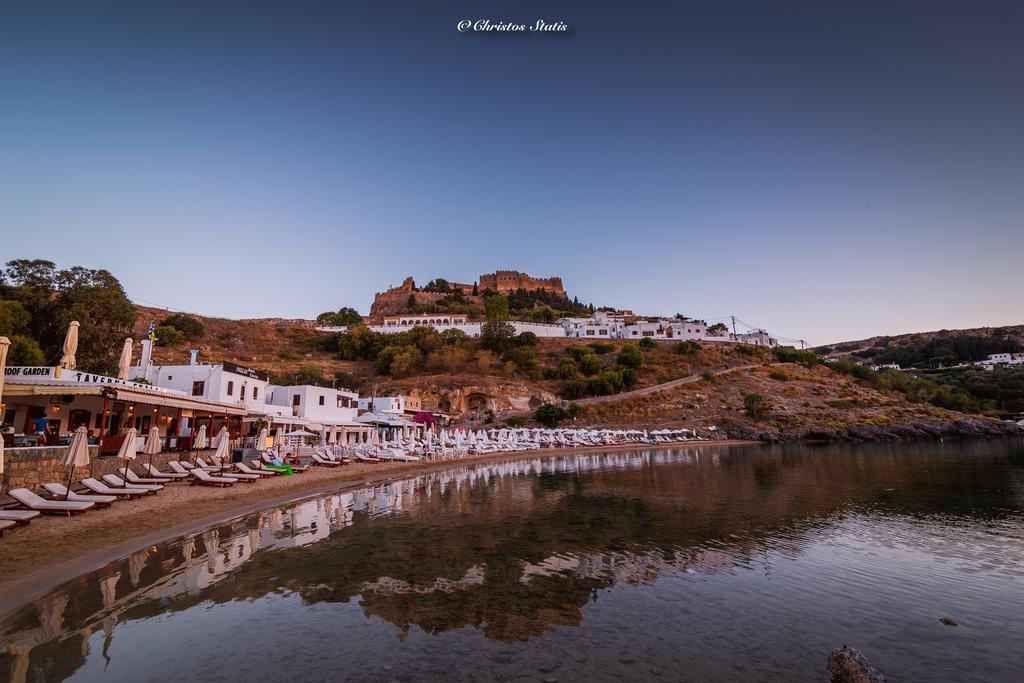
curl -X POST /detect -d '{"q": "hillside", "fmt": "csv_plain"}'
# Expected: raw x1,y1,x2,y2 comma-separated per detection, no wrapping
815,324,1024,364
132,305,1022,441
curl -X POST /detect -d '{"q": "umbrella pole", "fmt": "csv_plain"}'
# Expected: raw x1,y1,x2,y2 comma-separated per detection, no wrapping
122,459,130,487
64,465,75,501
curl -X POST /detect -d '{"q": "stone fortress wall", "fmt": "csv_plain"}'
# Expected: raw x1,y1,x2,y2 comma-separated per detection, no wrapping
370,271,565,316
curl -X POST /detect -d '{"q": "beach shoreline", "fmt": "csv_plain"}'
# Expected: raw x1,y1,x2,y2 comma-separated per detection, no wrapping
0,439,757,618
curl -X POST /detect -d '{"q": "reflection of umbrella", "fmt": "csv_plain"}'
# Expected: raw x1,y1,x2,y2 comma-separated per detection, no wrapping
116,427,138,487
100,572,121,609
60,426,91,499
143,425,161,471
117,338,133,380
59,320,80,370
0,337,8,477
128,550,147,586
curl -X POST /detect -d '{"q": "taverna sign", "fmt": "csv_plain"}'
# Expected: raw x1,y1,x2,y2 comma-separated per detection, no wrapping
4,366,177,393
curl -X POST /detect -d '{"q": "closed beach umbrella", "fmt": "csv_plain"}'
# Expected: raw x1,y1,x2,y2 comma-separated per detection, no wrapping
193,424,208,450
0,336,8,476
59,321,80,370
60,425,91,499
143,425,161,471
117,338,133,380
319,426,328,447
213,427,231,473
116,427,138,487
256,427,269,451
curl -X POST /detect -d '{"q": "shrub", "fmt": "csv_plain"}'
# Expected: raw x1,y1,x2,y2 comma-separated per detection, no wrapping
617,344,643,369
387,346,423,378
562,378,587,399
775,346,820,368
161,314,204,340
427,346,472,373
334,371,360,391
480,320,516,353
502,346,538,373
535,403,568,428
578,352,601,376
566,346,593,362
743,393,771,420
441,328,469,345
154,325,185,347
514,331,539,347
639,337,657,350
505,416,526,427
556,359,581,380
587,342,615,355
768,370,790,381
674,341,700,355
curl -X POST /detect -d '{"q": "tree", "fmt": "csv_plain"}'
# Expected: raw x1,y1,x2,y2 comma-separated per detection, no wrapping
743,393,771,420
295,364,327,386
515,331,539,347
50,266,138,373
316,307,363,326
535,403,568,428
480,320,516,354
617,344,643,369
484,294,509,322
6,335,44,365
472,282,479,296
160,314,204,340
639,337,657,350
707,323,728,335
154,325,185,347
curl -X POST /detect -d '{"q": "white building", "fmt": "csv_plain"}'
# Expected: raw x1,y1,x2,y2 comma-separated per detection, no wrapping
980,353,1024,367
149,358,271,413
318,314,565,338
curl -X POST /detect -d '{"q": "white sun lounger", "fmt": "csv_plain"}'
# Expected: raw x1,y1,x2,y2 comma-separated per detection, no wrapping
143,464,188,480
125,469,169,485
0,519,16,536
81,478,149,498
0,509,42,524
188,468,238,486
102,474,163,492
8,488,95,514
42,484,117,507
310,452,341,466
235,462,275,477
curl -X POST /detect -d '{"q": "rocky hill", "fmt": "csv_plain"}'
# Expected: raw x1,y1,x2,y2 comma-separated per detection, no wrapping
133,305,1021,442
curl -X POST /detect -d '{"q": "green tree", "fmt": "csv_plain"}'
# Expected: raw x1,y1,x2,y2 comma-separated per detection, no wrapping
6,335,45,365
535,403,568,428
480,320,516,354
161,314,204,340
639,337,657,350
743,393,771,420
316,307,362,326
617,344,643,369
154,325,186,347
484,294,509,322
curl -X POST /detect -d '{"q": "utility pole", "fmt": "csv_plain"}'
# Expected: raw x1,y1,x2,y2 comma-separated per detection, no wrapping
731,315,737,336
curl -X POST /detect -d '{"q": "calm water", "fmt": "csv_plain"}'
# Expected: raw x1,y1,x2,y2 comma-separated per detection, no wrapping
2,440,1023,682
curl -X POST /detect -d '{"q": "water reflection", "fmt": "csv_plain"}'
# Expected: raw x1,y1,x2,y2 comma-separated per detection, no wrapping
2,440,1023,681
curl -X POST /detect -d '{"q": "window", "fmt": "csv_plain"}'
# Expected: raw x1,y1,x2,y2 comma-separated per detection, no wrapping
318,395,325,406
167,375,173,380
292,395,301,406
240,385,246,401
586,330,595,336
599,330,608,335
192,381,205,396
227,381,234,396
252,387,258,400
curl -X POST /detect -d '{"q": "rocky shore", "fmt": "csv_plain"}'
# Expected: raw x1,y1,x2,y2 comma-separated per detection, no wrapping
721,415,1022,443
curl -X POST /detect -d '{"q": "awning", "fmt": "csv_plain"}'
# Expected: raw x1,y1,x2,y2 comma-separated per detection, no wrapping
2,383,248,416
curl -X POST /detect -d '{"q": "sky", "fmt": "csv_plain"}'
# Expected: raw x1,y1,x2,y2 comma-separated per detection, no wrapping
1,1,1021,345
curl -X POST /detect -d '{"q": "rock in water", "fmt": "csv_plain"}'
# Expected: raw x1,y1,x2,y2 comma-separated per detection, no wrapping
828,646,886,683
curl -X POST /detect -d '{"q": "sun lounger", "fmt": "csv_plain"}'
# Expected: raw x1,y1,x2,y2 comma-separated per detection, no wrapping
81,478,149,499
143,464,188,480
102,474,163,492
42,483,117,508
310,452,341,466
250,460,287,475
8,488,95,514
0,519,15,536
188,468,238,487
125,469,170,485
0,509,42,524
223,468,260,481
235,462,275,477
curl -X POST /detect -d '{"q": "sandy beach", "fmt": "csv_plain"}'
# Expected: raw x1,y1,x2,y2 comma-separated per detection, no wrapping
0,440,756,615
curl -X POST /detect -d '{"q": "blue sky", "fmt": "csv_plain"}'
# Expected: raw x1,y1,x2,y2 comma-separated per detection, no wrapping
1,1,1021,345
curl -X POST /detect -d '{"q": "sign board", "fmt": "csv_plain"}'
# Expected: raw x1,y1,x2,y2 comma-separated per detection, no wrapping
4,367,180,394
222,362,269,382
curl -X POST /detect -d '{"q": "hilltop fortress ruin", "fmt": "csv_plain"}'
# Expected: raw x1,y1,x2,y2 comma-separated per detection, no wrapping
370,271,565,316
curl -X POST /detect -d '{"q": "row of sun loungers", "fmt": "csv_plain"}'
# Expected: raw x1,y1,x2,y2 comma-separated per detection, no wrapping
0,449,359,536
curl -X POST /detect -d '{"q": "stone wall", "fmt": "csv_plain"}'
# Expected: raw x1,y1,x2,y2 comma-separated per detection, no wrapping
478,270,564,294
1,447,218,494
